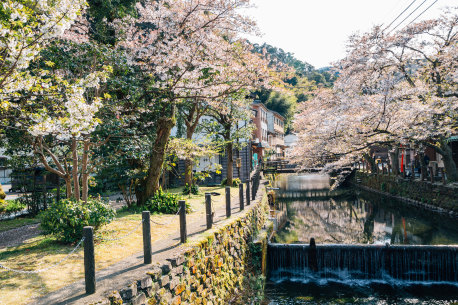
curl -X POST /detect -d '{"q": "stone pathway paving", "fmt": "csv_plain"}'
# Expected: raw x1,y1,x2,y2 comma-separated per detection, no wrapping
0,223,41,249
31,187,265,305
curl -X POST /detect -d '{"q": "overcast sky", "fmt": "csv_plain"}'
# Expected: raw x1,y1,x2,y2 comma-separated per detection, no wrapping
242,0,456,68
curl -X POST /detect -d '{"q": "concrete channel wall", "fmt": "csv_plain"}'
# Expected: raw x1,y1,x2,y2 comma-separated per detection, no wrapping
95,191,269,305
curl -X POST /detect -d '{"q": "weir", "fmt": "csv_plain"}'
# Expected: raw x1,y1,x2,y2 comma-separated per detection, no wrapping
268,243,458,283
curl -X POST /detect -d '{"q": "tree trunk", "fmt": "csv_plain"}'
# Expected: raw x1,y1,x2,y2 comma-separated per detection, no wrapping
226,139,234,186
137,109,176,205
184,159,193,187
363,153,377,174
389,148,400,176
419,151,428,181
184,127,196,187
65,176,72,198
71,138,80,201
428,141,457,182
81,140,90,203
183,103,203,187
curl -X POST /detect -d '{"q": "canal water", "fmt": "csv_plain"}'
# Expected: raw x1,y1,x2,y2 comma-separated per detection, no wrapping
264,174,458,304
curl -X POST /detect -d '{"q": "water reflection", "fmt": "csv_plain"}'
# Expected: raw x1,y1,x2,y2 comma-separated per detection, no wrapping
273,174,458,245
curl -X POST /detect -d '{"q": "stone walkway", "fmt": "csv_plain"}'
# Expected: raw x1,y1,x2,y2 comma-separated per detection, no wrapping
0,223,41,249
31,187,264,305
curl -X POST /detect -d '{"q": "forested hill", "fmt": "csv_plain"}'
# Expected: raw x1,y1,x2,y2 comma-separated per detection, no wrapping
251,43,337,88
250,43,337,133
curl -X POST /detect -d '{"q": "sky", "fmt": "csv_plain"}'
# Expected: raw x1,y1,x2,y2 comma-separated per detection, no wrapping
242,0,457,68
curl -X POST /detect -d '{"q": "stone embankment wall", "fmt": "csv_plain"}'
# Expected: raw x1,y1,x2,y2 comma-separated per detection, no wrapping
354,172,458,217
96,192,268,305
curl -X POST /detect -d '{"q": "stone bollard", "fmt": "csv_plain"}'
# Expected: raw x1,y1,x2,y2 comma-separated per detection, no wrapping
246,180,251,206
84,226,96,294
225,186,231,218
179,200,187,243
205,193,212,229
142,211,152,264
239,183,244,211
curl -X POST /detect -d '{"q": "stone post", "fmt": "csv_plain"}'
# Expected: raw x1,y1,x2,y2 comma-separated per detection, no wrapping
205,193,212,229
179,200,187,243
84,226,96,294
225,186,231,218
142,211,152,264
239,183,244,211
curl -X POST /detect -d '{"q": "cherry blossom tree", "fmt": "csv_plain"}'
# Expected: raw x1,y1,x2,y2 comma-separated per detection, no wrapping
293,8,458,180
110,0,274,203
0,0,86,108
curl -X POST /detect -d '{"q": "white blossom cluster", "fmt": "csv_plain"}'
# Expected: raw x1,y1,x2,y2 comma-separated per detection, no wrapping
0,0,86,106
114,0,271,108
292,8,458,169
28,70,109,140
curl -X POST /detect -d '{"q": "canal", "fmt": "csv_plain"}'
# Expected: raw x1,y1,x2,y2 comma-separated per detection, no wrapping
264,174,458,304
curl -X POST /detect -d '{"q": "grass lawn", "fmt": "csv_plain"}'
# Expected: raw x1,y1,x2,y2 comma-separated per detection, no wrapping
0,185,239,305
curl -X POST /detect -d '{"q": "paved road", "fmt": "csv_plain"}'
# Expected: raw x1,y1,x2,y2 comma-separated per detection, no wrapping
32,186,265,305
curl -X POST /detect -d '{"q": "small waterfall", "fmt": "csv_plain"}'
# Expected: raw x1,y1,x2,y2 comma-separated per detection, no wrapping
268,243,458,283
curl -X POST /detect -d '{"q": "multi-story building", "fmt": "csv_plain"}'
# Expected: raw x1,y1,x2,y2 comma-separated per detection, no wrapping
267,110,286,159
251,100,286,160
251,101,269,160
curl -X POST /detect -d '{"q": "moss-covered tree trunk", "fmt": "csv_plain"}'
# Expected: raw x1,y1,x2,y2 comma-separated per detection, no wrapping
184,123,197,187
136,107,176,205
427,140,457,182
81,140,90,203
419,151,428,181
224,129,233,187
389,148,400,176
363,153,377,174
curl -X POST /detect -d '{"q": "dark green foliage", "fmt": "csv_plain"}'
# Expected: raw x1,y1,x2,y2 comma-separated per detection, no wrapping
144,189,189,214
41,198,116,243
0,200,26,216
183,183,199,195
0,184,5,200
221,177,241,187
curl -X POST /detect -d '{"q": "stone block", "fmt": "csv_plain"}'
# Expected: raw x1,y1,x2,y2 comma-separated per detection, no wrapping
131,292,147,305
160,275,170,288
169,276,180,290
167,255,185,267
138,276,153,289
174,283,186,296
120,283,137,301
147,268,162,281
171,296,181,305
160,262,172,274
145,282,160,297
172,265,184,275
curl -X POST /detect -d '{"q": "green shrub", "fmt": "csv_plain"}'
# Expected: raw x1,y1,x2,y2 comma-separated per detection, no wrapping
41,198,116,243
221,177,241,187
145,188,189,214
182,183,199,195
0,199,26,215
0,184,5,200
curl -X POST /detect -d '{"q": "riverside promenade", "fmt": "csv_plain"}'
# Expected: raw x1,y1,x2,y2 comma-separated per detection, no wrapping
31,184,265,305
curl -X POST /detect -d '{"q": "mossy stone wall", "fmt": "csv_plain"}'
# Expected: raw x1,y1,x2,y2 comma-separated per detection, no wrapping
355,172,458,214
98,191,268,305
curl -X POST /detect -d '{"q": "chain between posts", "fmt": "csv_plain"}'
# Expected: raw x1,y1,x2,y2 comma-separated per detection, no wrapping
96,219,144,242
0,237,85,274
150,207,181,226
